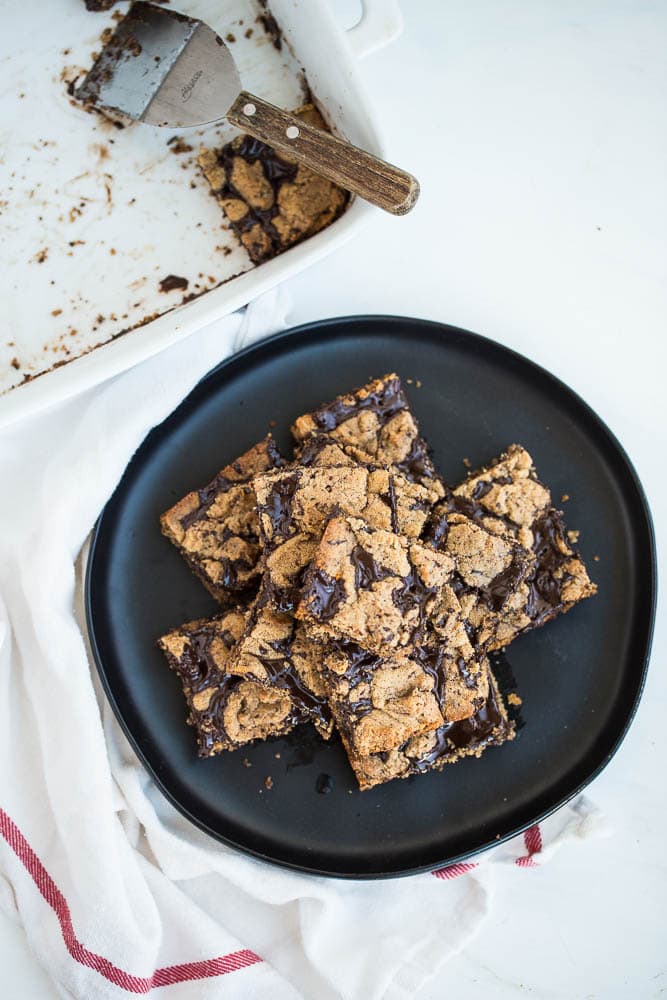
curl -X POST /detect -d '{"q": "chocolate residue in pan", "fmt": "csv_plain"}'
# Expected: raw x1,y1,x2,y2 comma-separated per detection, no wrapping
12,271,247,391
84,0,117,12
257,1,283,51
167,136,194,155
159,274,189,293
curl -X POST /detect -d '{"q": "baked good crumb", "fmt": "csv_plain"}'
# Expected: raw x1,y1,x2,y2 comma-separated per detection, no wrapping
321,640,444,757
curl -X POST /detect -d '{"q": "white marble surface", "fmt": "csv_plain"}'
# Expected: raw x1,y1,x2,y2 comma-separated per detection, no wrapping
2,0,665,996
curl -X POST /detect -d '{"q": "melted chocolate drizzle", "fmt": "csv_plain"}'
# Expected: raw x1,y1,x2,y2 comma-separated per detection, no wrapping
448,556,526,617
483,560,526,612
171,625,220,692
251,620,331,731
308,375,407,433
214,134,298,254
258,472,301,541
304,569,347,621
178,439,284,530
391,566,438,629
443,460,579,632
162,621,245,754
525,509,573,623
422,479,532,624
409,679,507,771
472,479,493,501
295,434,340,466
411,643,448,705
385,477,399,533
351,545,393,590
456,655,479,690
327,641,384,724
422,507,449,548
446,475,523,534
395,434,435,482
298,376,435,482
264,560,312,614
179,472,238,529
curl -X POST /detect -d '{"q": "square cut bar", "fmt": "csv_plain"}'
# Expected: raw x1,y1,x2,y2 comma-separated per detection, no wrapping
422,509,532,648
252,462,442,614
227,597,333,740
297,516,488,722
199,105,348,266
437,444,597,649
291,373,442,489
157,609,299,757
320,640,444,759
342,659,515,791
160,436,285,603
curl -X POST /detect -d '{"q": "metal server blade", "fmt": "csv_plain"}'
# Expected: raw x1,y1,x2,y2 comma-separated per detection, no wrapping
75,1,242,128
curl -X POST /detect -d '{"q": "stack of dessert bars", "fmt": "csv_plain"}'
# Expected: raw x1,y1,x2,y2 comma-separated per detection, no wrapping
158,374,596,790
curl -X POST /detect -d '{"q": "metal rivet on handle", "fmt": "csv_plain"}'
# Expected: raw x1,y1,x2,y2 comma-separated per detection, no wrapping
286,125,299,139
243,103,256,116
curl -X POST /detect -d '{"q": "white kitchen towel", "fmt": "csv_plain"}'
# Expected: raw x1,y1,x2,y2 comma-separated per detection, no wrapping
0,288,608,1000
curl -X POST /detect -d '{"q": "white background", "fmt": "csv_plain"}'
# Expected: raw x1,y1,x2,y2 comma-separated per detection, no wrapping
2,0,666,996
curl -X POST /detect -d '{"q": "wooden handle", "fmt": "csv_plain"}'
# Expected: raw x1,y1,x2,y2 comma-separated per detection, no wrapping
227,92,419,216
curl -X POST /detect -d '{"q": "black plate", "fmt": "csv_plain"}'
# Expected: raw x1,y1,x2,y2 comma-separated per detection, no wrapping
86,316,655,878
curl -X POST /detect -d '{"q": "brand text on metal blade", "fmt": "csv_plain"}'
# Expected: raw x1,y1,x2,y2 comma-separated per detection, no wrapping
182,70,203,102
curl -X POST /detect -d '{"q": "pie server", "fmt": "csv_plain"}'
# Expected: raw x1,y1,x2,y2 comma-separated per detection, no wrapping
75,1,419,215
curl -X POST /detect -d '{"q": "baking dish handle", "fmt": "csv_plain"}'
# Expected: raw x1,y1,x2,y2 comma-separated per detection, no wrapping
346,0,404,59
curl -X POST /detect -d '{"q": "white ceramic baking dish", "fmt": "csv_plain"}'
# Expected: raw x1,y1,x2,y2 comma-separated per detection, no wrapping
1,0,403,428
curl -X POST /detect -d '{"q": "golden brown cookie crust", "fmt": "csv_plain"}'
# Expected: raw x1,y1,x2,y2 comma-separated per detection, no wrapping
160,436,284,602
157,609,296,756
199,105,349,265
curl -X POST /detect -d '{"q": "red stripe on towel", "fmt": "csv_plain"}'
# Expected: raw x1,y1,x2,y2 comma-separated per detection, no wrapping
515,824,543,867
0,808,261,992
432,861,479,880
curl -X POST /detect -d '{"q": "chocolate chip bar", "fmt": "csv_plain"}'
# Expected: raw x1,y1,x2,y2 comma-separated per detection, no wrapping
291,373,441,489
157,609,299,756
160,436,285,603
422,510,532,647
342,660,514,791
320,640,444,759
297,516,488,722
199,105,348,265
252,462,441,613
227,596,333,739
437,444,597,649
